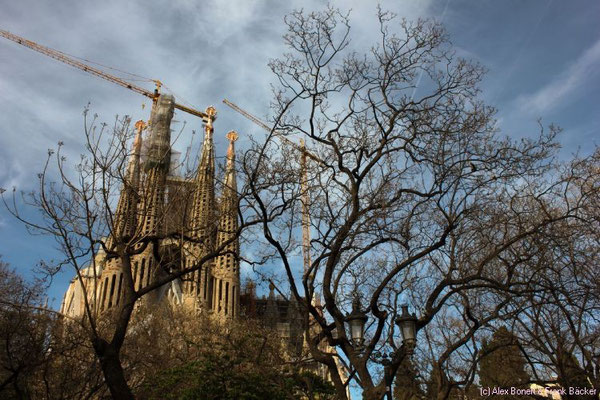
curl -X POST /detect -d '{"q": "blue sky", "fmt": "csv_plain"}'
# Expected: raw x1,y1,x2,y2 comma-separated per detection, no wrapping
0,0,598,307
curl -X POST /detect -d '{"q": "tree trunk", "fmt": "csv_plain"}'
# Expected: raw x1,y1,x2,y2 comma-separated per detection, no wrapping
94,339,133,400
363,384,386,400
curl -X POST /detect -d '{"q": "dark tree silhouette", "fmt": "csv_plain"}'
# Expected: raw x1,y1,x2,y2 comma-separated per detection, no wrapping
479,326,531,399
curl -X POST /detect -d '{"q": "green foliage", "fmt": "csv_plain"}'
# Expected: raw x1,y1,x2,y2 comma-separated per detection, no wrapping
555,346,595,399
292,370,336,399
394,356,425,400
132,312,334,400
140,352,334,400
142,355,287,399
479,327,530,399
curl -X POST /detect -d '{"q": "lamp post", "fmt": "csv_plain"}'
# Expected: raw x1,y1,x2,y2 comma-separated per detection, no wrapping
345,296,368,349
395,304,417,352
381,355,393,400
345,298,418,400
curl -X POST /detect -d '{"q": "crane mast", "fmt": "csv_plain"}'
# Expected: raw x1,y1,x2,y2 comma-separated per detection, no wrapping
0,28,214,123
300,139,311,276
222,99,322,276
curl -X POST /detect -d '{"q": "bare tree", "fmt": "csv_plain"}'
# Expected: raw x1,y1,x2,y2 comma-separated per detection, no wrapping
0,257,107,399
240,7,596,399
0,257,50,398
506,149,600,398
1,96,257,398
2,6,597,400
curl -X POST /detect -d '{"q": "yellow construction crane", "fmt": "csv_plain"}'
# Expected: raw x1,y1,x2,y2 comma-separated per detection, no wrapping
0,28,215,124
222,99,324,277
223,101,343,376
223,99,323,165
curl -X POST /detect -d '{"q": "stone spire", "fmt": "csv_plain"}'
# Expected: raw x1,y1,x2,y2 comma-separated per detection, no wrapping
223,130,238,200
184,107,217,304
190,106,217,241
126,94,174,301
110,120,144,244
140,94,174,237
212,131,240,320
99,120,145,312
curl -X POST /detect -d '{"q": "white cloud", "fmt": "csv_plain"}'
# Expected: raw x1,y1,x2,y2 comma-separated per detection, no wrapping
517,38,600,113
0,0,435,190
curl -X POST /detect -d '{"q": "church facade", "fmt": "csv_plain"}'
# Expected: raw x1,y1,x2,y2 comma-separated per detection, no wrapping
60,94,240,321
58,95,349,397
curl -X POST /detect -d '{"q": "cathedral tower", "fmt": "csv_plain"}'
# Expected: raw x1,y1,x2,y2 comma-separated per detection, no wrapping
62,98,244,322
98,119,144,312
212,131,240,320
183,106,217,309
133,94,174,299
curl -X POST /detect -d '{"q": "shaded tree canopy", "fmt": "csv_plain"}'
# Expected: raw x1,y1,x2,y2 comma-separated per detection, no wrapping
394,356,425,400
130,306,335,400
479,326,530,399
0,257,49,399
0,5,598,400
240,5,600,400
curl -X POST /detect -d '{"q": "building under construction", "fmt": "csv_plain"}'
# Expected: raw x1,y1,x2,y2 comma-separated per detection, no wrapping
1,27,346,392
60,94,242,321
0,28,319,325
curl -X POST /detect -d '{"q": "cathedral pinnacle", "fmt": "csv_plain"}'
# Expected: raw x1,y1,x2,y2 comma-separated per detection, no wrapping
111,119,144,244
127,120,144,180
226,130,238,160
204,106,217,132
189,104,217,248
226,130,239,142
133,120,145,148
211,129,240,320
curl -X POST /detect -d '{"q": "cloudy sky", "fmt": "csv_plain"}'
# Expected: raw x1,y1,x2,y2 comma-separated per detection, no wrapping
0,0,598,306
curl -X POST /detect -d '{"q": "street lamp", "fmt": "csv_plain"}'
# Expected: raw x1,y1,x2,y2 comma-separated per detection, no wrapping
344,300,418,399
395,304,417,350
346,296,368,348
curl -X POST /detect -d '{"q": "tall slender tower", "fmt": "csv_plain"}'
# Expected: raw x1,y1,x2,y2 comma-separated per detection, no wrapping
212,131,240,320
114,120,144,241
98,120,144,312
133,95,174,297
140,95,174,237
184,106,217,308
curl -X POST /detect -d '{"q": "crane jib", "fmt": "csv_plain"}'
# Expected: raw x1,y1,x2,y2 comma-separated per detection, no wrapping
0,28,212,122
